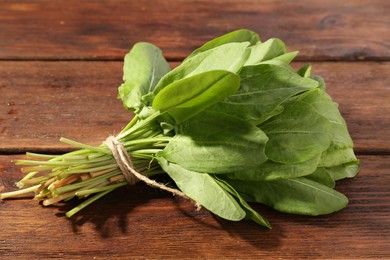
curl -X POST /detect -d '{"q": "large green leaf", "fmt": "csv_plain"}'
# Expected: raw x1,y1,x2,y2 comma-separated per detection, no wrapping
118,42,170,112
297,64,312,78
295,88,358,174
159,111,268,173
318,147,358,168
321,162,360,181
260,101,333,164
305,168,335,188
273,51,299,64
225,177,348,215
152,70,240,123
297,88,353,148
226,154,320,181
311,75,326,91
158,158,246,221
151,42,250,96
244,38,287,66
186,29,260,59
210,63,318,124
214,176,271,228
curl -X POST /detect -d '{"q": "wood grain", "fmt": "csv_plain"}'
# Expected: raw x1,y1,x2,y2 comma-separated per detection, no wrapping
0,155,389,259
0,1,389,259
0,0,389,61
0,61,127,153
1,61,389,153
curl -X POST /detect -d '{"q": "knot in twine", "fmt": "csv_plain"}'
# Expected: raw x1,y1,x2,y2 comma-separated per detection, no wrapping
103,136,191,201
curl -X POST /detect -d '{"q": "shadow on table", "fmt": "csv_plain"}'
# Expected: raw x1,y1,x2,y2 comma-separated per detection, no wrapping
171,197,283,250
52,183,280,250
50,182,353,251
53,184,161,238
52,180,365,252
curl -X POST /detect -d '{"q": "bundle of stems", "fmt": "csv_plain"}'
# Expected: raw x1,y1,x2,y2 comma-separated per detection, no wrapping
1,112,169,217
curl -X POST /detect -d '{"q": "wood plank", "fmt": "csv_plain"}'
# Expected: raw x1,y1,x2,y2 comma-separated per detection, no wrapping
0,61,127,153
0,154,389,258
1,61,389,153
0,0,389,61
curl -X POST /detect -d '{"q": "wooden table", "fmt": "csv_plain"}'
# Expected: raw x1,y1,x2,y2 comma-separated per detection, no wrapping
1,1,389,258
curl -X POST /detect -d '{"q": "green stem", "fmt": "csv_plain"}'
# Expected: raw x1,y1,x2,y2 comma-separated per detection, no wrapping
25,152,57,159
18,171,39,185
0,185,40,199
61,163,118,175
75,182,126,197
123,137,170,147
54,170,121,195
49,149,94,162
19,173,58,187
60,137,111,154
65,189,114,218
117,111,161,140
119,114,139,133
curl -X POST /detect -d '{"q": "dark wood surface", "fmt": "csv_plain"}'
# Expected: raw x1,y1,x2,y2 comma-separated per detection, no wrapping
0,0,389,61
0,1,389,259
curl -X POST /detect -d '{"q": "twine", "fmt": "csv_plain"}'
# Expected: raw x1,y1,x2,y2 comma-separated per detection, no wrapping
103,136,189,200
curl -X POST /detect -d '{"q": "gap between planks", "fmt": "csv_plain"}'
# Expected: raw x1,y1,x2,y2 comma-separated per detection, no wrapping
1,148,389,157
1,58,390,62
